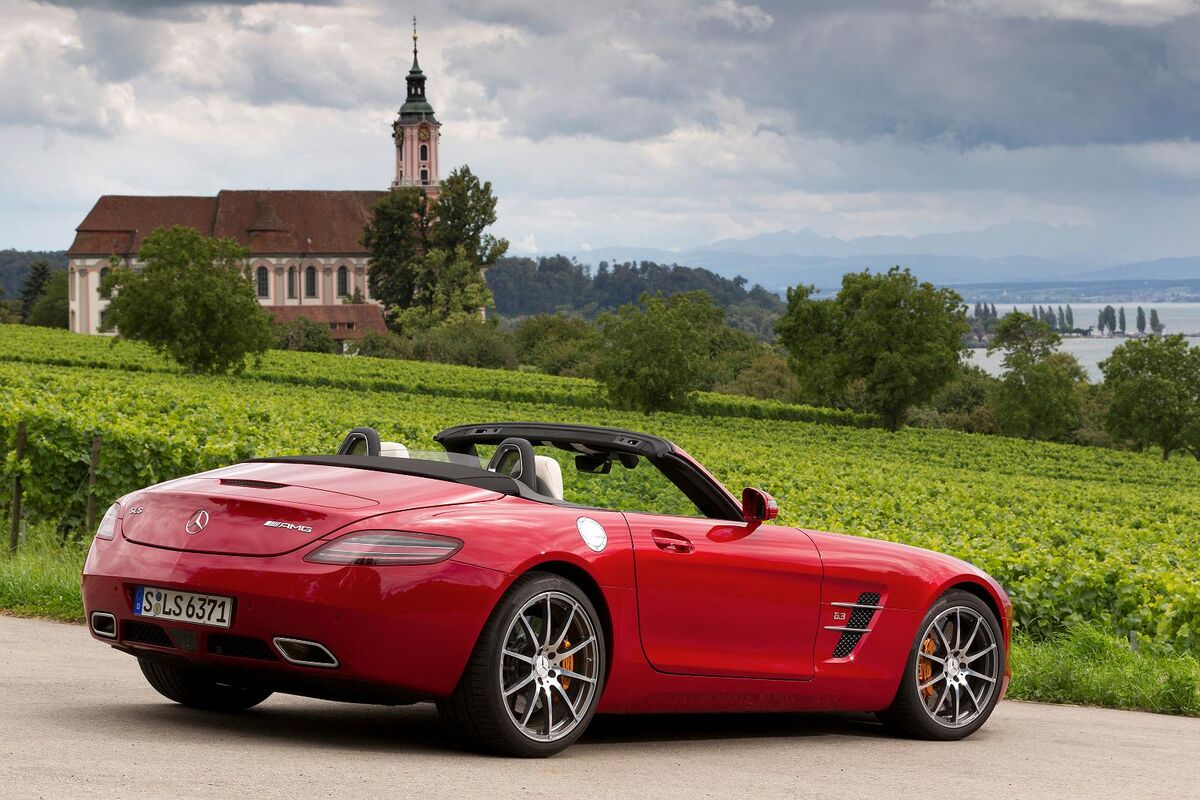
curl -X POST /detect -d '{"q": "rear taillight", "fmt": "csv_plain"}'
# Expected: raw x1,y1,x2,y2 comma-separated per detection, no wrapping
303,531,462,566
95,503,120,540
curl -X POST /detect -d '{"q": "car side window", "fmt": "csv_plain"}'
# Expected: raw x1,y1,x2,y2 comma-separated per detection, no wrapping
535,449,705,518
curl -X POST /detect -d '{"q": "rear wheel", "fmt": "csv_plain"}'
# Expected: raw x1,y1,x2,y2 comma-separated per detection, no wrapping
878,590,1004,740
138,658,272,712
439,572,606,757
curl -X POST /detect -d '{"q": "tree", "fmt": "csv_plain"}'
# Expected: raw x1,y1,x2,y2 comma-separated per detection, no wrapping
274,317,337,354
1136,306,1147,334
1118,306,1126,334
987,312,1085,440
1104,305,1118,335
775,267,968,430
1065,305,1074,329
1057,306,1066,331
362,187,433,311
363,167,508,329
513,313,601,376
26,270,69,328
989,312,1060,364
430,166,508,270
1097,309,1105,334
594,291,724,412
19,259,52,322
992,352,1086,441
1149,308,1165,334
100,226,273,374
1101,335,1200,460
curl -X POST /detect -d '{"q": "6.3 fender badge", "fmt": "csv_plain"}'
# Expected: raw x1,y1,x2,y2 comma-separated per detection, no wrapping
576,517,607,552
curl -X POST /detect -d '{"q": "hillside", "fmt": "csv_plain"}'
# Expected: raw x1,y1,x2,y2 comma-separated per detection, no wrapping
0,250,67,297
1,324,1197,656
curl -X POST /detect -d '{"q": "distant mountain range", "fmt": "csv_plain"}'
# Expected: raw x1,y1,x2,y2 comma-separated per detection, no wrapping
567,223,1200,292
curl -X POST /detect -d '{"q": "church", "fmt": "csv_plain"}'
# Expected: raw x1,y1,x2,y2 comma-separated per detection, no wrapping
65,25,441,347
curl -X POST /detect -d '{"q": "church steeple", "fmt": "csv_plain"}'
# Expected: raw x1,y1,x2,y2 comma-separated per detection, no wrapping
392,16,440,191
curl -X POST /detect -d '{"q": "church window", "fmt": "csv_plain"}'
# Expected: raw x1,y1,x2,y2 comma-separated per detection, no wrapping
420,168,429,184
337,266,348,297
287,267,297,299
420,143,428,161
305,266,318,298
256,266,269,298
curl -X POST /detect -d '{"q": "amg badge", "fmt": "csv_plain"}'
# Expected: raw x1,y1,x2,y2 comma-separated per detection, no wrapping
264,520,314,533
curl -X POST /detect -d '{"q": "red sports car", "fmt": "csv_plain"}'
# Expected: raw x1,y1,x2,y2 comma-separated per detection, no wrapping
83,422,1011,756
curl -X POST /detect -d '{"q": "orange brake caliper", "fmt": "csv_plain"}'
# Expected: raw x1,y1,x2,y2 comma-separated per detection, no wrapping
917,635,937,699
560,640,574,690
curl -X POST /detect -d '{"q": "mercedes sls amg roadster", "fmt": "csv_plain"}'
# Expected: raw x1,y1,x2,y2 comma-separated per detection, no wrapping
83,422,1011,756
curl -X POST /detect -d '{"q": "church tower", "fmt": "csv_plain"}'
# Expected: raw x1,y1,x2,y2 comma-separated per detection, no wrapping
392,18,440,193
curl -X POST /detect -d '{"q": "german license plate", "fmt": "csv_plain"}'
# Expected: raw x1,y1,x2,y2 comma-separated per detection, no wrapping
134,586,233,628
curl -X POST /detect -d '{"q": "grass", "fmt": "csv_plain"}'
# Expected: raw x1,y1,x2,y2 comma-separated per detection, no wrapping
0,523,87,622
1010,625,1200,716
2,524,1196,717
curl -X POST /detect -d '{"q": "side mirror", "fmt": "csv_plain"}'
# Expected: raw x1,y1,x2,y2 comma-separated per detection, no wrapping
741,487,778,523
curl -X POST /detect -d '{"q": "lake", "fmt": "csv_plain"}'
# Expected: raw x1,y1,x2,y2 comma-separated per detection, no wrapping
967,302,1200,380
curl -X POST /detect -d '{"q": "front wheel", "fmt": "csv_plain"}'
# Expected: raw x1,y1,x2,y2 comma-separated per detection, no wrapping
878,590,1004,740
439,572,606,757
138,658,272,712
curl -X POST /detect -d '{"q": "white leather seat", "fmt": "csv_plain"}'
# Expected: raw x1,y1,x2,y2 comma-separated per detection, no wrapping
534,455,564,500
380,442,409,458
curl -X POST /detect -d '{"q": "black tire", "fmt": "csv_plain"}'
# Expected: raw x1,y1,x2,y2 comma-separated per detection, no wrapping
438,572,607,757
877,590,1004,740
138,658,273,712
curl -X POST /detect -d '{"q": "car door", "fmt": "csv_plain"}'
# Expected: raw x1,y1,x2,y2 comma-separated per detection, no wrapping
625,512,823,680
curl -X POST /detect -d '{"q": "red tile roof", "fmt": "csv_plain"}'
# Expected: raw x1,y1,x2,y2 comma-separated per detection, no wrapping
265,304,389,340
68,190,386,257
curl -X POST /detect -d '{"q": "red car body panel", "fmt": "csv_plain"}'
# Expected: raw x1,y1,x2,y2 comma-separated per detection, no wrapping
83,439,1012,715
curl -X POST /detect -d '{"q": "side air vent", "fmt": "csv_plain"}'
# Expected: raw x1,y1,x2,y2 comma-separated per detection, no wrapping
220,479,287,490
828,592,883,659
122,620,174,649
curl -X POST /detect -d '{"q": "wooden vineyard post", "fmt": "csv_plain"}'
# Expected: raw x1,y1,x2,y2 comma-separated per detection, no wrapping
85,435,102,535
9,422,26,554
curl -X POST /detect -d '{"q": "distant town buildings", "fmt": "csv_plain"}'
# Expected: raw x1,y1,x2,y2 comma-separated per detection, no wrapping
66,21,441,347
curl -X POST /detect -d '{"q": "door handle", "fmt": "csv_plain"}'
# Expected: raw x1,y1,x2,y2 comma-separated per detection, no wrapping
651,530,694,554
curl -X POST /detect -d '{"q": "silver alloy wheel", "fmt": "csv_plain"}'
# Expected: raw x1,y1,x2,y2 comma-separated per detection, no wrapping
498,590,600,743
915,606,1000,729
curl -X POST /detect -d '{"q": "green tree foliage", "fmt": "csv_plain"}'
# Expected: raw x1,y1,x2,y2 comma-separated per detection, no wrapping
1118,306,1127,333
712,350,800,403
25,270,69,328
1057,305,1067,331
512,313,601,377
486,256,784,339
0,249,66,298
1101,335,1200,460
362,187,433,311
594,291,725,412
990,312,1061,364
1137,306,1147,334
347,331,408,359
992,353,1087,441
274,317,337,354
775,267,968,430
1065,305,1074,329
1149,308,1165,334
19,260,53,322
988,312,1085,441
363,167,508,329
404,317,517,370
100,226,273,374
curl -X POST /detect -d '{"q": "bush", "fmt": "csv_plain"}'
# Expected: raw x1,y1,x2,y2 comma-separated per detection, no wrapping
274,317,337,354
406,318,517,369
712,350,799,402
512,313,600,376
25,271,68,328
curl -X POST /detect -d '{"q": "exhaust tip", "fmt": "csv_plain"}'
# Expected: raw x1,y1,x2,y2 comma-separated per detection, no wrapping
273,637,339,669
91,611,117,639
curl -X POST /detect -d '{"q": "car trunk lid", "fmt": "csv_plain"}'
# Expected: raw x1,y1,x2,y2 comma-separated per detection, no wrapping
120,461,500,556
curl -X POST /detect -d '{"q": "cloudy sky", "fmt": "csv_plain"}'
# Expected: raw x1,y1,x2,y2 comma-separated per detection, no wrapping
3,0,1200,260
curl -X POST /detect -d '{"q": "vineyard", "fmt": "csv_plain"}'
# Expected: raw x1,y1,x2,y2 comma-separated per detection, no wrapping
2,324,1199,656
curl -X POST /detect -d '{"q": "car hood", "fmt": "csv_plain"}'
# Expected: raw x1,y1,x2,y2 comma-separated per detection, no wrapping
119,461,502,557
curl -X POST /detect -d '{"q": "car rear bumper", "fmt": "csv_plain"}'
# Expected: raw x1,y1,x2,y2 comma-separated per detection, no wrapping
82,533,507,699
